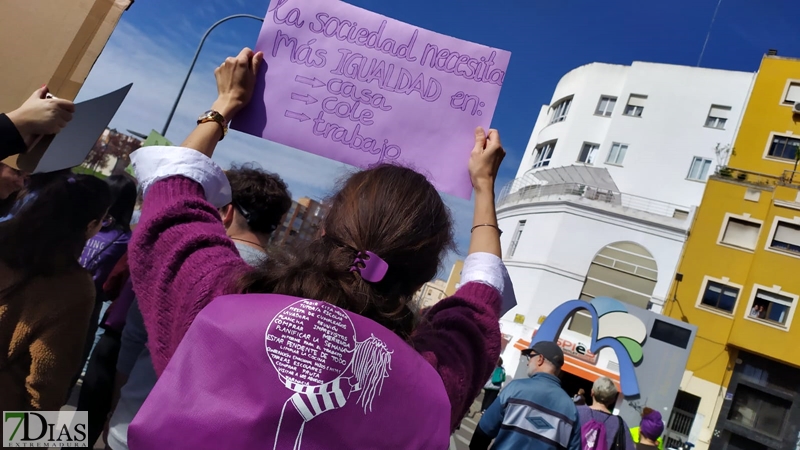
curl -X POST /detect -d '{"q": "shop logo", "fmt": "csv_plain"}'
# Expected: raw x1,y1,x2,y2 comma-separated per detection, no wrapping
3,411,88,447
530,297,647,397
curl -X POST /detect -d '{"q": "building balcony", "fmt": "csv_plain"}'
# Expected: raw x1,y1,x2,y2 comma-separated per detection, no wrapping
498,165,692,225
715,167,800,189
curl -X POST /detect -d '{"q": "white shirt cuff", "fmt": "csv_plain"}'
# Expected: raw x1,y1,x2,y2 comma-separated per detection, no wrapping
461,252,517,315
131,146,232,208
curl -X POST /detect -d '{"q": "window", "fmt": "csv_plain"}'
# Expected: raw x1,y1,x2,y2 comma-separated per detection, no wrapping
532,142,556,168
728,384,791,437
700,281,739,313
507,220,526,257
568,310,593,336
606,143,628,165
767,135,800,161
770,220,800,254
750,289,794,326
687,157,713,181
727,434,769,450
650,320,692,349
705,105,731,129
578,143,599,164
623,94,647,117
577,242,657,314
549,98,572,124
720,217,760,250
673,209,690,220
783,82,800,105
595,96,616,117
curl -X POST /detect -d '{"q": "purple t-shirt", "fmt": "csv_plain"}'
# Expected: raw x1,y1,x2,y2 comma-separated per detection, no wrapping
128,294,452,450
79,223,130,293
577,406,637,450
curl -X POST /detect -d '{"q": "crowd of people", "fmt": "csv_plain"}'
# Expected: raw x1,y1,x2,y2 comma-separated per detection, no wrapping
0,47,668,450
469,341,667,450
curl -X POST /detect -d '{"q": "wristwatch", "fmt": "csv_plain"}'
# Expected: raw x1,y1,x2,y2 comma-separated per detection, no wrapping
197,110,228,141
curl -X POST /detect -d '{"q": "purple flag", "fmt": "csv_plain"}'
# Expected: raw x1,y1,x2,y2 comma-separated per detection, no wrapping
232,0,510,199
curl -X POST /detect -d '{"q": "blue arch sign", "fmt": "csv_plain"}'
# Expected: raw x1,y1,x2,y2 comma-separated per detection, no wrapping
530,297,646,397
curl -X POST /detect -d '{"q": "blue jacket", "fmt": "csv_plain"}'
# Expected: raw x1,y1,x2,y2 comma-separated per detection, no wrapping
474,373,581,450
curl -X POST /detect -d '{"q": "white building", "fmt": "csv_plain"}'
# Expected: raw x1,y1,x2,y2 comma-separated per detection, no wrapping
498,61,755,379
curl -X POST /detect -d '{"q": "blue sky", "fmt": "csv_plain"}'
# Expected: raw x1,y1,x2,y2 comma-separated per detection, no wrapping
79,0,800,277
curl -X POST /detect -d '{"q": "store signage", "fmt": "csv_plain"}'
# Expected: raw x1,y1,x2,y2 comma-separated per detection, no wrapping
532,329,599,365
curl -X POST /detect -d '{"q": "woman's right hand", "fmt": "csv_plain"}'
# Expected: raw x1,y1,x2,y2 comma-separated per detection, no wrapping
211,47,264,122
6,86,75,141
468,127,506,195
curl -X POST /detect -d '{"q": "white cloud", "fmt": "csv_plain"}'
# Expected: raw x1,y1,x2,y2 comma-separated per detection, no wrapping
79,19,479,277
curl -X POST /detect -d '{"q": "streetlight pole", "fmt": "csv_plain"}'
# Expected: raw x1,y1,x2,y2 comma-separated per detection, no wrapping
161,14,264,137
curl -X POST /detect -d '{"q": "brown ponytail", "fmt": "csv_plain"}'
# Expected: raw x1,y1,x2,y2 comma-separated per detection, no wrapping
235,164,454,339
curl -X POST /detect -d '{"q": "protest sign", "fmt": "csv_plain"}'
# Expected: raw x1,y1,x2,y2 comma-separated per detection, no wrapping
16,84,132,174
233,0,510,198
141,130,173,147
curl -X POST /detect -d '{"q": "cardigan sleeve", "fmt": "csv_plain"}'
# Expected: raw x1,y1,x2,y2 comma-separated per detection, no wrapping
410,280,503,433
128,176,249,376
0,113,26,161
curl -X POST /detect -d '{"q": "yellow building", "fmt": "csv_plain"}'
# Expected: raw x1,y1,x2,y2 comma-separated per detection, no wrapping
415,279,448,309
444,259,464,296
665,54,800,450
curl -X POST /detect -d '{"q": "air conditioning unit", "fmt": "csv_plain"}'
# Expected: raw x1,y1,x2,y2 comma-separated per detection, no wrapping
793,102,800,114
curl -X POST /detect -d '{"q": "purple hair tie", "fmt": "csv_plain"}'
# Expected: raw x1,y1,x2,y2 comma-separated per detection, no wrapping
67,177,76,184
350,251,388,283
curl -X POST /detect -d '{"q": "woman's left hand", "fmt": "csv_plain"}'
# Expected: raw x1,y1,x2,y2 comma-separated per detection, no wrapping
212,48,264,121
468,127,506,194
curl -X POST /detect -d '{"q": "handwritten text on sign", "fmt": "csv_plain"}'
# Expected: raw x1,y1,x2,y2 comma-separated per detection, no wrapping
232,0,510,199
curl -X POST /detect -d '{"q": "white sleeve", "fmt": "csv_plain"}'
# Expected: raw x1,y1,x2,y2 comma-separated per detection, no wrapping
130,146,232,208
460,252,517,316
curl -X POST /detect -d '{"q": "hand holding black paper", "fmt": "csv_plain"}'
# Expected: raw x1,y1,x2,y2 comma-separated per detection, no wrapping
7,86,75,142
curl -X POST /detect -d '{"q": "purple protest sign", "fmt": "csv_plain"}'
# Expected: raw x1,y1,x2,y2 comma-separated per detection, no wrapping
232,0,510,199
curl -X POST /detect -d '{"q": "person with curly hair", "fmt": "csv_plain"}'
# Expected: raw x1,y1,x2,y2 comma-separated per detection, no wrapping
103,165,291,450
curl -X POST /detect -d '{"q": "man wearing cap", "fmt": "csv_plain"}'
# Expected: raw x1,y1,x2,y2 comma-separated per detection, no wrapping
470,341,581,450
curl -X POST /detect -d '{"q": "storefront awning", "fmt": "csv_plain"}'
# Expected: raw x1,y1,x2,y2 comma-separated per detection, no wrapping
514,338,621,391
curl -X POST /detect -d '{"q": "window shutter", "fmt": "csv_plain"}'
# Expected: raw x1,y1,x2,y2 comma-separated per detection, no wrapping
709,105,731,118
786,84,800,103
756,290,793,306
723,219,760,248
627,94,647,107
775,223,800,247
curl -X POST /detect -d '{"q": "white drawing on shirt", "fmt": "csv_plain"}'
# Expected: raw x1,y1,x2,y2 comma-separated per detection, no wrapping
265,300,392,450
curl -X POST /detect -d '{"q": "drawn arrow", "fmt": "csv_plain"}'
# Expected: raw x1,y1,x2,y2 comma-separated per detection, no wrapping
295,75,325,88
291,93,318,105
284,110,311,122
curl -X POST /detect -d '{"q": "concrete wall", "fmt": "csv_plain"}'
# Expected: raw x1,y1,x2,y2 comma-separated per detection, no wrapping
517,62,755,208
498,200,687,329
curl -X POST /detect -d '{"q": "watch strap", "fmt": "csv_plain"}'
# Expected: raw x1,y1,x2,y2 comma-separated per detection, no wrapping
197,110,228,141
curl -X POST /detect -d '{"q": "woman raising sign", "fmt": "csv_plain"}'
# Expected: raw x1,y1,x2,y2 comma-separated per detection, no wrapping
126,48,510,449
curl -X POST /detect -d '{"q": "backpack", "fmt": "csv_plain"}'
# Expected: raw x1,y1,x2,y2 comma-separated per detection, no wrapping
491,367,505,386
581,412,624,450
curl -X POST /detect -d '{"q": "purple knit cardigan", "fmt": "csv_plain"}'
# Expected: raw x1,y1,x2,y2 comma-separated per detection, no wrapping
128,176,502,430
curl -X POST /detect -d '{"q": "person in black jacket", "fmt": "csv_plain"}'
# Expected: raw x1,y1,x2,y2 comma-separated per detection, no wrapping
0,86,74,214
